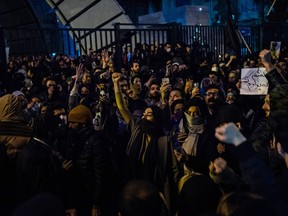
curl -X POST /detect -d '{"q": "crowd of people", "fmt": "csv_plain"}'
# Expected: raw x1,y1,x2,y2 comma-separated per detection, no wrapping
1,41,288,216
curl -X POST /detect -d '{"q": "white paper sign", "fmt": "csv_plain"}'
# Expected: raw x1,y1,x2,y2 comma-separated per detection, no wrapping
240,68,268,95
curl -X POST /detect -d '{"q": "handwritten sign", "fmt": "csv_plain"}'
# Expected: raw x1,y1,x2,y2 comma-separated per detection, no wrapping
240,68,268,95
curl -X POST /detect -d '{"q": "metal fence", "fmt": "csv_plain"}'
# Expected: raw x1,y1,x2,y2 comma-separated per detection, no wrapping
1,23,288,66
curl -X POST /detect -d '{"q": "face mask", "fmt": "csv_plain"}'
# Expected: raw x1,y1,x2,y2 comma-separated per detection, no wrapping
32,102,40,113
184,112,204,127
166,48,171,53
140,119,160,136
171,110,183,123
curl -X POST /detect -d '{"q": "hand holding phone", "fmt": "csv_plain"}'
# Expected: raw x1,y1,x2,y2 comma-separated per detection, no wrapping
162,77,170,85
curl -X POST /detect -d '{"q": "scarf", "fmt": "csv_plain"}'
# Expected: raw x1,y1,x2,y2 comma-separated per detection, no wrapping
182,112,205,156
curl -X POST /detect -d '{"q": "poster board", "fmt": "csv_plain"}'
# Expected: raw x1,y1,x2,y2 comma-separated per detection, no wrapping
240,68,268,95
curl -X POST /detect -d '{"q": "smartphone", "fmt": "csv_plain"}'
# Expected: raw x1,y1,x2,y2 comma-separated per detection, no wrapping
162,77,170,85
194,82,199,88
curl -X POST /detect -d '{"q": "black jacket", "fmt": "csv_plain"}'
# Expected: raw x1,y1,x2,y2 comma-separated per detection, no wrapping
17,138,64,204
65,126,109,208
266,68,288,92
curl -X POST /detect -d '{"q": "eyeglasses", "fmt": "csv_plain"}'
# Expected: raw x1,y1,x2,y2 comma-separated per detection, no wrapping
206,92,219,97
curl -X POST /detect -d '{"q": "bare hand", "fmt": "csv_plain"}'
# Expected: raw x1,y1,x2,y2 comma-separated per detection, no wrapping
173,148,188,162
191,87,200,98
209,157,227,175
145,75,157,88
99,71,110,79
111,72,122,84
259,49,272,65
160,83,171,100
62,160,73,170
102,50,111,64
177,131,188,144
184,80,193,94
236,79,241,90
217,143,225,154
76,63,83,82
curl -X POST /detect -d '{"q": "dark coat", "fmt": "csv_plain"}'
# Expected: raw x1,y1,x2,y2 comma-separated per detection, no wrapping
64,126,110,209
266,68,288,92
233,141,288,215
126,117,180,212
0,94,33,215
17,138,64,204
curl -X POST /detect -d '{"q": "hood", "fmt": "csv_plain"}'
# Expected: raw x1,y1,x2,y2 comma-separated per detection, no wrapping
0,94,24,121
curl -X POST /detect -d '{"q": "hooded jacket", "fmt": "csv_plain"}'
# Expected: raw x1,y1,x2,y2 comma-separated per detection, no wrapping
0,94,32,159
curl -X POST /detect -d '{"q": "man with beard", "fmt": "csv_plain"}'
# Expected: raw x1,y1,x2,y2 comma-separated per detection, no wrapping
129,62,141,79
112,72,180,215
204,84,224,116
145,80,161,107
203,84,226,162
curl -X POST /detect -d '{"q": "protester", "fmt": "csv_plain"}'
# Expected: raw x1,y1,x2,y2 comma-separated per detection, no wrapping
0,45,288,215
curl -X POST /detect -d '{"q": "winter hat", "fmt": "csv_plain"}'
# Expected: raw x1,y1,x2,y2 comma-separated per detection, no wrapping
68,105,92,124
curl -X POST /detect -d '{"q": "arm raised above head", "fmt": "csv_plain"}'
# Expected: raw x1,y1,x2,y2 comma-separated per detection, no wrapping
112,72,132,124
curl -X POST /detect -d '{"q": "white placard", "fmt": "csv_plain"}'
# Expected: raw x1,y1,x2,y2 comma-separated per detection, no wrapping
5,47,9,62
240,68,268,95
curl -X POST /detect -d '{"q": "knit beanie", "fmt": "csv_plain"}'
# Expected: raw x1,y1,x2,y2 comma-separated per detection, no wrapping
68,105,92,124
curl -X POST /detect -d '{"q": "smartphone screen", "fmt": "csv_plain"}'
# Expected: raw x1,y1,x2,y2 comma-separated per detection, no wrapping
162,78,170,85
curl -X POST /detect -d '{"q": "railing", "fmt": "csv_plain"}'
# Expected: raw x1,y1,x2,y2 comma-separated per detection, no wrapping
1,23,288,68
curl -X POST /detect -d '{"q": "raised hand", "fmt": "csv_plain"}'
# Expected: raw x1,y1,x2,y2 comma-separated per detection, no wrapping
112,72,122,85
215,123,247,146
209,157,227,175
259,49,275,73
75,63,84,82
